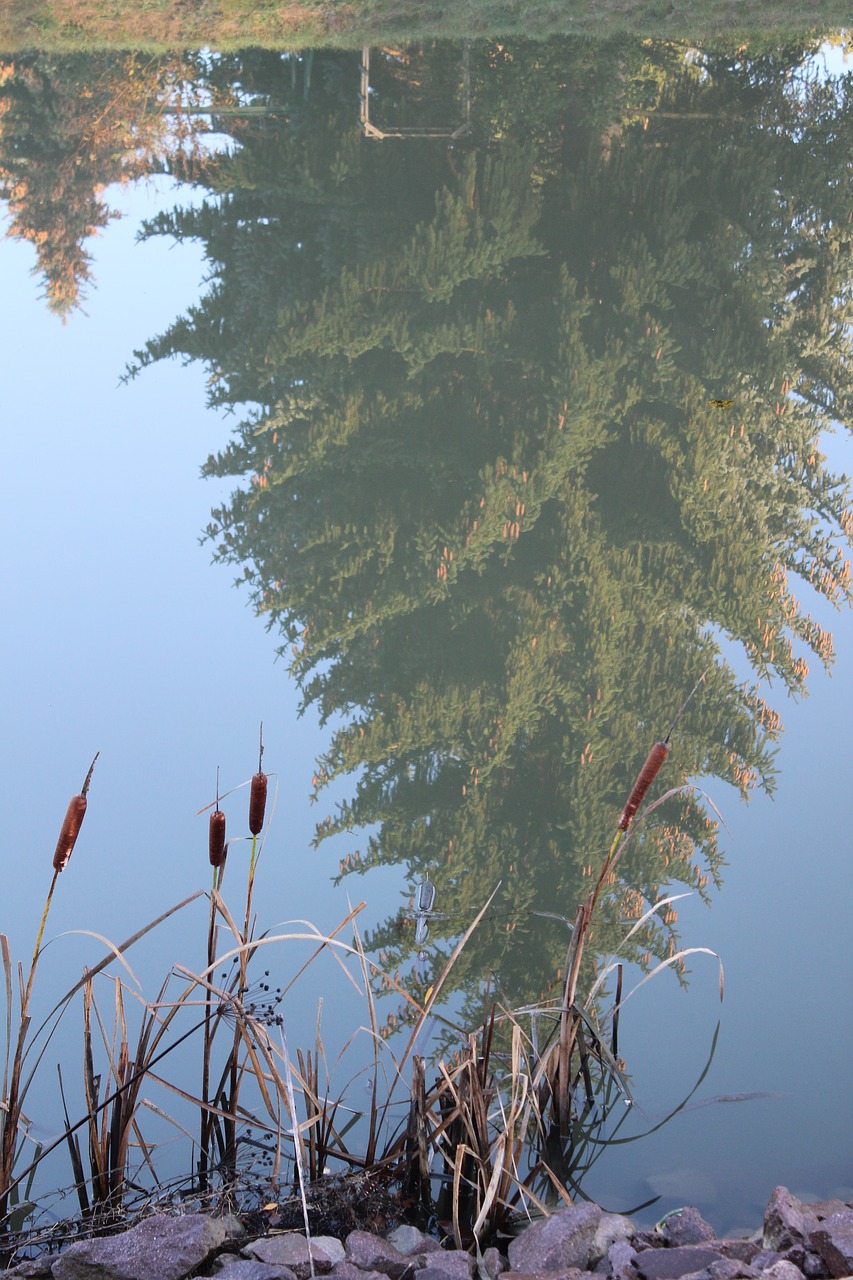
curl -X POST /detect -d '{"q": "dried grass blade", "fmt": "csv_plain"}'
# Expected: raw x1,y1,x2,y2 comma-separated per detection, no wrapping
585,893,693,1008
472,1133,507,1240
278,1023,314,1278
2,935,12,1102
451,1142,473,1251
56,1064,89,1215
609,947,724,1020
384,884,502,1123
350,918,380,1166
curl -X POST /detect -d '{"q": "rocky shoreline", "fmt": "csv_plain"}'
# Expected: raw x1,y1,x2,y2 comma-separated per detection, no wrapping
3,1187,852,1280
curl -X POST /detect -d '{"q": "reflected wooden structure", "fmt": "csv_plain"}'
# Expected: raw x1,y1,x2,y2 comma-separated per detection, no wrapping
359,44,472,140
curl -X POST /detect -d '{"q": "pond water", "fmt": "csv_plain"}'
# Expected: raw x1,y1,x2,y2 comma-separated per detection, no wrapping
1,40,852,1241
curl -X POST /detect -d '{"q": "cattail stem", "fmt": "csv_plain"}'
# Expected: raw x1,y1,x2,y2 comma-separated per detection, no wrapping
31,869,59,979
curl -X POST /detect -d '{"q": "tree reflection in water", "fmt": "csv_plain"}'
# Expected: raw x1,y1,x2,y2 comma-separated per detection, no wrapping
123,42,853,1042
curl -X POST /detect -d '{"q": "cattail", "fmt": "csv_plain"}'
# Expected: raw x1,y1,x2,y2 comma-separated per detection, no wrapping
209,809,226,867
53,795,88,872
53,751,99,872
248,772,267,836
617,741,669,831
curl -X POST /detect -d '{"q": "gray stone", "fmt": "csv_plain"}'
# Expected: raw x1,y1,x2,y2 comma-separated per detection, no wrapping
313,1239,347,1267
635,1246,726,1280
508,1203,602,1275
752,1252,783,1271
707,1261,750,1280
764,1190,818,1252
756,1264,805,1280
478,1246,506,1279
497,1272,586,1280
591,1215,637,1264
330,1266,386,1280
417,1253,472,1280
715,1242,760,1266
805,1202,848,1223
661,1211,717,1248
4,1260,55,1278
809,1208,853,1278
776,1245,828,1279
594,1240,639,1280
222,1215,249,1240
243,1234,336,1277
344,1231,413,1279
51,1212,226,1280
385,1226,440,1257
210,1260,298,1280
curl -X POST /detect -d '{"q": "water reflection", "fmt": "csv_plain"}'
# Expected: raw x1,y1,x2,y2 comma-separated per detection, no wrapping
3,36,850,1147
113,43,852,1033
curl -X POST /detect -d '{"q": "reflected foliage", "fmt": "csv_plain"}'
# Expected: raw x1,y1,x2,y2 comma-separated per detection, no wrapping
126,41,853,1026
0,52,208,316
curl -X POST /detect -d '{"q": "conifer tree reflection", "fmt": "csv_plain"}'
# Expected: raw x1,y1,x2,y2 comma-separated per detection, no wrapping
128,44,853,1026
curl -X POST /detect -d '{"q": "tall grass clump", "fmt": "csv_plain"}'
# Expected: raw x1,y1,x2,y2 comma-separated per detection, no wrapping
0,703,734,1258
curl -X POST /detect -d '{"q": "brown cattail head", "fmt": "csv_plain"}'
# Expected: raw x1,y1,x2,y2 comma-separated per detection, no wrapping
209,809,227,867
53,795,88,872
249,772,268,836
617,741,669,832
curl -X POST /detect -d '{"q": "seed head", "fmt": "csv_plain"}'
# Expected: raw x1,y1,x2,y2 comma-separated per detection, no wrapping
53,795,88,872
618,741,669,832
53,752,98,872
209,809,227,867
248,772,268,836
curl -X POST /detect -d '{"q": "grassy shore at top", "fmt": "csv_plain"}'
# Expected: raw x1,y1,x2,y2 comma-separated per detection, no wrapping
0,0,849,51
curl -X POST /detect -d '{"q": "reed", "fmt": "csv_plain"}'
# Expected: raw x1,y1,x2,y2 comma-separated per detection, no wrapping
1,753,98,1241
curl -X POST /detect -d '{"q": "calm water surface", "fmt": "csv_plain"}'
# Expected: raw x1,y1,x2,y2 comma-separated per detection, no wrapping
1,40,851,1235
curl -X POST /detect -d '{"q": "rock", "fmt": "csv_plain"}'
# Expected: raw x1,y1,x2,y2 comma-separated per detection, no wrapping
594,1240,639,1280
714,1241,760,1265
499,1272,586,1280
52,1212,226,1280
478,1246,506,1278
804,1202,848,1225
330,1266,386,1280
314,1239,347,1266
243,1234,337,1276
210,1259,298,1280
591,1215,636,1264
661,1211,717,1247
417,1252,472,1280
752,1251,783,1271
776,1245,829,1279
344,1231,412,1278
764,1190,818,1252
3,1260,55,1278
635,1245,726,1280
508,1203,602,1274
384,1226,441,1257
808,1208,853,1277
707,1260,750,1280
756,1264,805,1280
